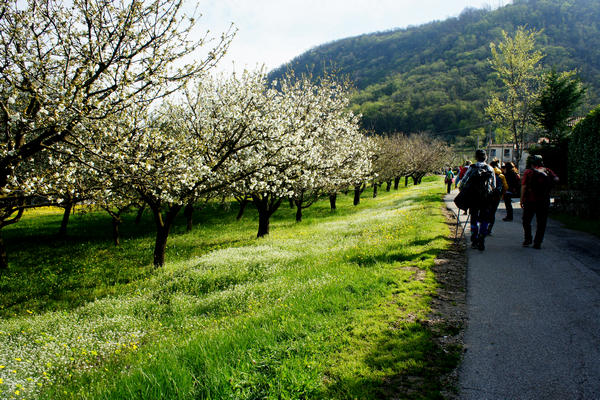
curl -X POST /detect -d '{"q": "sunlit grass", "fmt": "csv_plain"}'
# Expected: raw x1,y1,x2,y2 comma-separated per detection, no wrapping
0,177,456,399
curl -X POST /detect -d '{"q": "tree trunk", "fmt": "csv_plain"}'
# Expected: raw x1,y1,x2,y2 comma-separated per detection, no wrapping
0,203,25,270
184,203,194,232
329,193,337,210
412,175,418,185
373,182,378,198
111,216,120,246
294,192,304,222
354,185,362,206
0,233,7,270
295,202,303,222
151,205,182,268
253,195,282,238
394,177,400,190
58,201,73,237
154,224,169,268
257,210,270,237
405,176,409,187
135,205,145,225
386,180,392,192
289,198,295,208
236,198,248,221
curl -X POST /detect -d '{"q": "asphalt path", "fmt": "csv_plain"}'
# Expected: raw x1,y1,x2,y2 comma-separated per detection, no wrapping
444,191,600,399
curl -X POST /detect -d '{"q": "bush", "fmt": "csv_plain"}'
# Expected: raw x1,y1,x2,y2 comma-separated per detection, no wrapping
569,106,600,215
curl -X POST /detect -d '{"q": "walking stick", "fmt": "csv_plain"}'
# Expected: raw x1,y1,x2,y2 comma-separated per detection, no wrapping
454,209,461,239
454,209,470,242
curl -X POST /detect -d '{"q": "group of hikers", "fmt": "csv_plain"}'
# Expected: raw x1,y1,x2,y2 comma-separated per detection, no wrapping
446,149,559,251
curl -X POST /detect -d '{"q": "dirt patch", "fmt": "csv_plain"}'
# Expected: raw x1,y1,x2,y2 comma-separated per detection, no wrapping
425,206,468,398
399,265,427,282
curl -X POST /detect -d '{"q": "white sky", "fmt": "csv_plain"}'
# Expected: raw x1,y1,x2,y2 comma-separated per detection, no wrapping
194,0,511,74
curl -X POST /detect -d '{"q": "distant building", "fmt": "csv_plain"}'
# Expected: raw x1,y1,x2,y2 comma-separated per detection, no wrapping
487,143,529,171
567,116,585,128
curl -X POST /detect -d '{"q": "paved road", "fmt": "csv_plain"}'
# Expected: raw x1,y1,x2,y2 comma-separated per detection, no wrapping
444,191,600,400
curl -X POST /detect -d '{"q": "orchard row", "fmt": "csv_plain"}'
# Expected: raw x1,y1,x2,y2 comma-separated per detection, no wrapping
0,1,451,268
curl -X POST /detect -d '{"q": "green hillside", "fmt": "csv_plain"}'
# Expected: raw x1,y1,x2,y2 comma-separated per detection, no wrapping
269,0,600,139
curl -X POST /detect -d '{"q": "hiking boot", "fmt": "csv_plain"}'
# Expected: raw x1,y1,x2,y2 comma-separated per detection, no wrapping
522,239,532,247
477,237,485,251
533,243,541,249
470,235,478,248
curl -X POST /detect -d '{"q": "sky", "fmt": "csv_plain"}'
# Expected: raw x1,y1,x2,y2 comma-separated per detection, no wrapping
194,0,512,74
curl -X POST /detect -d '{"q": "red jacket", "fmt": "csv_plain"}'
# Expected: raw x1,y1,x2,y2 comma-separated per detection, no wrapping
521,167,558,203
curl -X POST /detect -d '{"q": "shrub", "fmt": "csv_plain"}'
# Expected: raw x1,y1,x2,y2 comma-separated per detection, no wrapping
569,106,600,215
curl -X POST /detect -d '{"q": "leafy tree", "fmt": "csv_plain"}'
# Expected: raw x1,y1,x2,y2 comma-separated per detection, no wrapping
486,27,544,167
533,69,586,143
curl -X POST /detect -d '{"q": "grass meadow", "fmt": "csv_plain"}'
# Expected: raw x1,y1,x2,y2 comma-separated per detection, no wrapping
0,177,460,399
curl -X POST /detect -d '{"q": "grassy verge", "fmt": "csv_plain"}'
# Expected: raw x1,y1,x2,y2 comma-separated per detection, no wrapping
0,177,459,399
550,211,600,238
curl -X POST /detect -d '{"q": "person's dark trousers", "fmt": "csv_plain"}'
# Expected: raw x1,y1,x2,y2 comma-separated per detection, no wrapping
470,206,490,239
503,193,513,220
522,200,550,246
446,182,452,193
487,194,501,234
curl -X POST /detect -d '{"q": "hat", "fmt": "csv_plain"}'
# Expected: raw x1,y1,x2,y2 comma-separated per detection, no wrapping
529,154,543,167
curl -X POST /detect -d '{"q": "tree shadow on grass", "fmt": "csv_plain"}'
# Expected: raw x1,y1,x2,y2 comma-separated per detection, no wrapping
348,235,451,268
321,322,461,399
0,203,256,318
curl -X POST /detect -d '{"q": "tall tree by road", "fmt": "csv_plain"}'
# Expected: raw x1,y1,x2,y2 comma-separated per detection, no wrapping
486,27,544,167
533,69,586,144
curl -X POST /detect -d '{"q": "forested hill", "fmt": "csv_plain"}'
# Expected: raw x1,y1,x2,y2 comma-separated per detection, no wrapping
269,0,600,140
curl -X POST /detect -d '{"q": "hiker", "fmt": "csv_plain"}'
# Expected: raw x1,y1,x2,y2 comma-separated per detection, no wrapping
502,161,520,221
520,155,559,249
487,159,508,235
458,149,496,251
455,160,471,189
444,168,455,194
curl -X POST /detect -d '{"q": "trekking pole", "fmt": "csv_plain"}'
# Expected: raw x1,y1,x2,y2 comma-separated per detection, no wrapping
454,209,461,240
459,212,470,241
455,210,470,242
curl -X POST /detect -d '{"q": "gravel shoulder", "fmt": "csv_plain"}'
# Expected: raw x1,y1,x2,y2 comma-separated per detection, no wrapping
426,206,469,398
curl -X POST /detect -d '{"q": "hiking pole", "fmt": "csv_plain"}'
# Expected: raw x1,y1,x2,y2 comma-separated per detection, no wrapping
454,209,461,240
454,209,470,242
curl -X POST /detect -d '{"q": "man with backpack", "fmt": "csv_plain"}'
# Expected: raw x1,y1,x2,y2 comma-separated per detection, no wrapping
445,168,455,194
457,149,496,251
520,154,559,249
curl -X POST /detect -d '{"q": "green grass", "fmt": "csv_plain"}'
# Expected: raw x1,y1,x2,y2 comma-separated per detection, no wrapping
0,177,458,399
550,211,600,238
